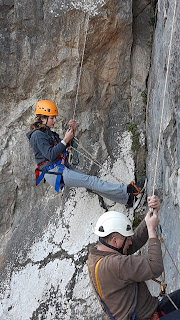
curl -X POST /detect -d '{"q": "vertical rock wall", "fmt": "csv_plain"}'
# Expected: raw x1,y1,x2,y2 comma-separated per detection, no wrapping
1,0,179,319
0,1,144,318
147,0,180,295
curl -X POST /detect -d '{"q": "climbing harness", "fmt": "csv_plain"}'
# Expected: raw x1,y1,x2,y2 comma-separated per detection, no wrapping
152,277,167,296
35,151,68,192
88,257,115,319
88,257,137,320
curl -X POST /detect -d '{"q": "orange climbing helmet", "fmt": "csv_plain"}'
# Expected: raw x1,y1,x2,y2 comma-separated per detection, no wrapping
35,100,58,116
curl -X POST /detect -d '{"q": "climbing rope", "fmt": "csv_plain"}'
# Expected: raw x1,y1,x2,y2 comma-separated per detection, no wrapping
71,139,104,169
70,3,133,187
165,292,179,310
145,0,179,308
68,0,179,312
70,137,127,185
159,232,180,277
152,277,178,310
71,4,117,180
152,225,180,308
152,0,177,195
73,12,90,120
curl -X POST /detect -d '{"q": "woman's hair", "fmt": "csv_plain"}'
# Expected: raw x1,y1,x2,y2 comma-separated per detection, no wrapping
30,115,48,131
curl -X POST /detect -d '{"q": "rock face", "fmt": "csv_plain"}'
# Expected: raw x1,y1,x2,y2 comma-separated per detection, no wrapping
146,0,180,295
0,0,179,319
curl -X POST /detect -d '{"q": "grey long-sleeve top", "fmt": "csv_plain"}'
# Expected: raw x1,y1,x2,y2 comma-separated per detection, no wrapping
26,128,66,165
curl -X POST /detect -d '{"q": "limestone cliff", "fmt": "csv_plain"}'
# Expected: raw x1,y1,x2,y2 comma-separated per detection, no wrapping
146,0,180,295
0,0,179,319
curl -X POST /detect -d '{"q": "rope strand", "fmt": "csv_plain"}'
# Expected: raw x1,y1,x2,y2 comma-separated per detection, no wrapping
150,0,179,300
152,0,177,195
71,142,126,185
159,234,180,276
73,12,90,120
166,293,178,310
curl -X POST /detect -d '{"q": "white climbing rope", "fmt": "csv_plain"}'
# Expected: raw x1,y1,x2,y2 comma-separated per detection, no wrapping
165,292,179,310
152,0,177,195
150,0,179,309
159,233,180,277
70,140,126,185
152,0,178,260
73,12,90,120
68,4,128,185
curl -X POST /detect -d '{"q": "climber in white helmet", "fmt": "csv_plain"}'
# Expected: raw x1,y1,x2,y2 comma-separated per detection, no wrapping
88,195,180,320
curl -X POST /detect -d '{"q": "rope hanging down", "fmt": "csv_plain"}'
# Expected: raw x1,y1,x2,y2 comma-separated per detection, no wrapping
71,5,127,186
69,3,180,305
150,0,179,308
71,138,127,185
73,12,90,120
152,0,177,195
152,0,178,262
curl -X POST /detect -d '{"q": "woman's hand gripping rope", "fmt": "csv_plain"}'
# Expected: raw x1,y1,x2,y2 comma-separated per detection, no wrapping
68,119,77,136
63,120,76,145
66,120,77,165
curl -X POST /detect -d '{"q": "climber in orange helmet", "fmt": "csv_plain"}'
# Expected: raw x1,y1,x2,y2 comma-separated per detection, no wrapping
27,100,146,208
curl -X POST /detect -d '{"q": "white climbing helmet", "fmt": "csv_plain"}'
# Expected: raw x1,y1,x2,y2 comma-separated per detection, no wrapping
94,211,134,237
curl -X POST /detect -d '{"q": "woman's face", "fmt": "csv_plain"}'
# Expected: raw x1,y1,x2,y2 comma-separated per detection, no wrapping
41,116,56,128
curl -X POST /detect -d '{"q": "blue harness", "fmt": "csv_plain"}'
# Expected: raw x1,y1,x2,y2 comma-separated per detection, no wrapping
36,151,68,192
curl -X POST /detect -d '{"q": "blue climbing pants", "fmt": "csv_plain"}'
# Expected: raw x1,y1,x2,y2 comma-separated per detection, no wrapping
44,167,128,204
157,289,180,319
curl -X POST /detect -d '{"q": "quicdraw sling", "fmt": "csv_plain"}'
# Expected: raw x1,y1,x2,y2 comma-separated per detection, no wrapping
88,257,137,320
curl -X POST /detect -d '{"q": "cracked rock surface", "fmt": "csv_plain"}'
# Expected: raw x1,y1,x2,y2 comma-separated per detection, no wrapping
0,0,179,319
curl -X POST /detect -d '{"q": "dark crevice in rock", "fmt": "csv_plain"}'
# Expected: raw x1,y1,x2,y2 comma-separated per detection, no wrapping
133,1,151,18
12,243,90,273
30,285,62,320
97,195,112,211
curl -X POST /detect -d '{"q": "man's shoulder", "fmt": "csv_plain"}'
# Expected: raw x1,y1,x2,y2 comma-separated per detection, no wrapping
88,246,121,261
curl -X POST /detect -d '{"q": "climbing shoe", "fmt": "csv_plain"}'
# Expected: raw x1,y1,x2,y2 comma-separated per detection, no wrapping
126,177,147,209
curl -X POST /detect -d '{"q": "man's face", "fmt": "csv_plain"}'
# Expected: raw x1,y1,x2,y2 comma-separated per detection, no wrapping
122,237,132,255
114,234,132,255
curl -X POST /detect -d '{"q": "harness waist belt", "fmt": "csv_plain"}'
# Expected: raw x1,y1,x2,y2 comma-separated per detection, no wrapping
35,151,68,192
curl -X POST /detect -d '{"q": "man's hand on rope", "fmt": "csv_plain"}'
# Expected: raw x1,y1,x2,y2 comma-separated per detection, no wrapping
147,195,160,213
145,195,160,238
